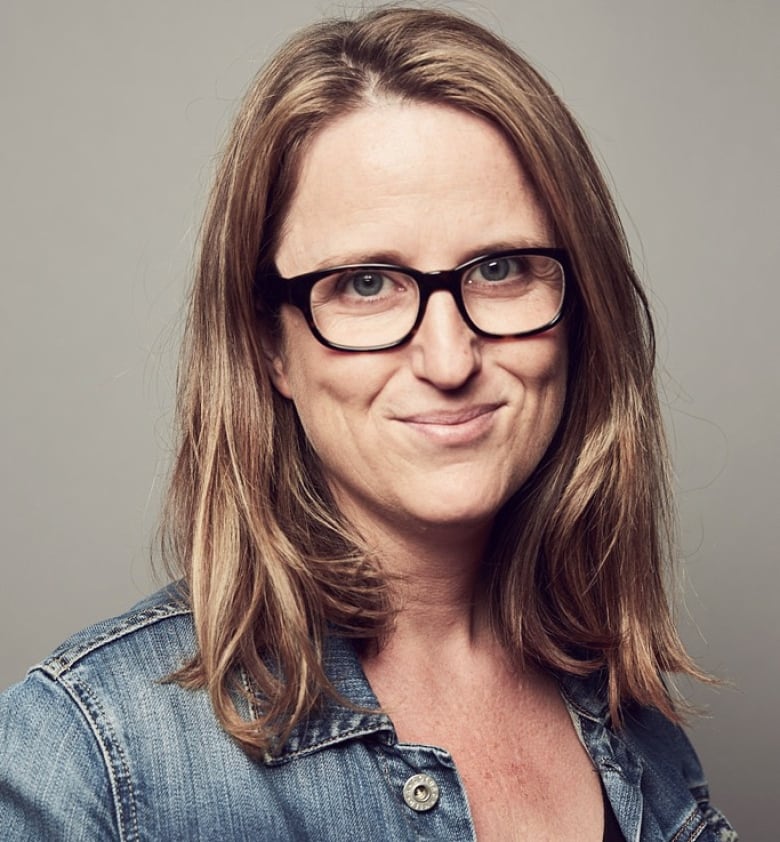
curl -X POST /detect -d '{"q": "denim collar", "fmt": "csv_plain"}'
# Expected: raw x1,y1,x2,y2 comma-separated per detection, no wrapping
559,669,644,788
261,634,396,765
264,634,631,772
557,667,611,723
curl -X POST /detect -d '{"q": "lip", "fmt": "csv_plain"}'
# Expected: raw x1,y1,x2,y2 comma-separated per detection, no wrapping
397,403,503,444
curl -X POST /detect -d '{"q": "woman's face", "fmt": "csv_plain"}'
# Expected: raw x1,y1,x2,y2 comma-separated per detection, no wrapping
268,101,567,545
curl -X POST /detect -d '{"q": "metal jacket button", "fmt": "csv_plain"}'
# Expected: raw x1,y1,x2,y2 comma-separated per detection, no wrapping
402,773,440,812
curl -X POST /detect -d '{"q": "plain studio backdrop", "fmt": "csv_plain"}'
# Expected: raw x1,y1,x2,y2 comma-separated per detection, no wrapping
1,1,777,837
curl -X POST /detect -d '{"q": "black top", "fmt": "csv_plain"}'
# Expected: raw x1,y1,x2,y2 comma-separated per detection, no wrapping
603,787,626,842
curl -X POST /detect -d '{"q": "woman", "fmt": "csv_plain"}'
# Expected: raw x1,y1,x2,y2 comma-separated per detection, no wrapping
0,7,736,841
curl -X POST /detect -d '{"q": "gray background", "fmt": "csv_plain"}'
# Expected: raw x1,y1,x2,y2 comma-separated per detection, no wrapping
1,1,777,837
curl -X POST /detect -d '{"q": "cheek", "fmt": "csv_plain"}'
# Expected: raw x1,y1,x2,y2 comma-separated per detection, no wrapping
511,327,568,398
273,309,331,399
507,330,569,452
275,309,389,431
546,341,569,413
542,339,569,427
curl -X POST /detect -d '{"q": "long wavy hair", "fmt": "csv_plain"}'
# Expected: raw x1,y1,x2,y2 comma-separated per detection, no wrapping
162,5,705,755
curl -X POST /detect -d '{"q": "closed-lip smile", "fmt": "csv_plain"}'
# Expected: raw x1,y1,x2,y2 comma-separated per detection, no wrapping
400,403,502,425
396,403,503,444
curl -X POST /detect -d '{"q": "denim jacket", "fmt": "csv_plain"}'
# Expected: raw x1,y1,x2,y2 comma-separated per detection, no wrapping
0,585,737,841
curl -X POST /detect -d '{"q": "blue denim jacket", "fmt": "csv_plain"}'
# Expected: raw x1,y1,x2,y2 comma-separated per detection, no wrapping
0,585,736,841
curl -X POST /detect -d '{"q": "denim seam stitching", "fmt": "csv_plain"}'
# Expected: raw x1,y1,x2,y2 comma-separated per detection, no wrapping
59,673,140,842
41,604,191,677
240,666,262,721
266,725,392,764
671,805,707,842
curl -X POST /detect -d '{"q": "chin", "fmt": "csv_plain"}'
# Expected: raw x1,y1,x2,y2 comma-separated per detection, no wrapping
400,493,509,533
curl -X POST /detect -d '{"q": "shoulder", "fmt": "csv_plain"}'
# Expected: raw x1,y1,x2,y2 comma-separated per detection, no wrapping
560,667,706,788
0,584,200,841
1,580,195,724
38,581,194,684
619,704,738,842
559,670,738,842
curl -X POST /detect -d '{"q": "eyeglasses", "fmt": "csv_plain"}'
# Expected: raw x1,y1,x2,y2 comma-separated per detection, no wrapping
261,248,569,352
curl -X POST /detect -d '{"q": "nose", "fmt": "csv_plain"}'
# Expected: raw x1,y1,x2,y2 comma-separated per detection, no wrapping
408,291,482,389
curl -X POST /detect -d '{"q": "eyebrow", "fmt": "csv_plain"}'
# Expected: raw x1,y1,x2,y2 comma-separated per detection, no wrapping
305,238,554,273
456,238,553,264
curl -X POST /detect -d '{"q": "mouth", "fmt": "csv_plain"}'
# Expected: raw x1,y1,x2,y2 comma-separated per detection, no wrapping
397,403,503,444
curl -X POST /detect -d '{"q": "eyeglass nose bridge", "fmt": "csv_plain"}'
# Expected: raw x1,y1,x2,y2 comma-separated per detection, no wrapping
406,266,489,339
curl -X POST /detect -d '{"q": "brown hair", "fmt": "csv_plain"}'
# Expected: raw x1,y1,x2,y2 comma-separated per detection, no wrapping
162,5,705,755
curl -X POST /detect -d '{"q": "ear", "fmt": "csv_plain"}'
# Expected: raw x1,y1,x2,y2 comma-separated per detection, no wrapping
260,334,294,399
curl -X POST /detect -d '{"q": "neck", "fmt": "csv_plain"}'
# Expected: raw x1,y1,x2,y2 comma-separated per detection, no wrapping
350,510,496,648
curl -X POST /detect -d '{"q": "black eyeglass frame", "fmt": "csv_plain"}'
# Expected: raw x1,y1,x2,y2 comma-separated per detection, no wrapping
260,247,571,352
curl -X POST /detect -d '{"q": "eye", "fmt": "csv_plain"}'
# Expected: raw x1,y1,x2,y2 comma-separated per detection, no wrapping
312,268,415,310
470,256,528,283
342,271,389,297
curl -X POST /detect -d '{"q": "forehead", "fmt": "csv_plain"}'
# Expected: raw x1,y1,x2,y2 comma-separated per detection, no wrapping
274,100,551,276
